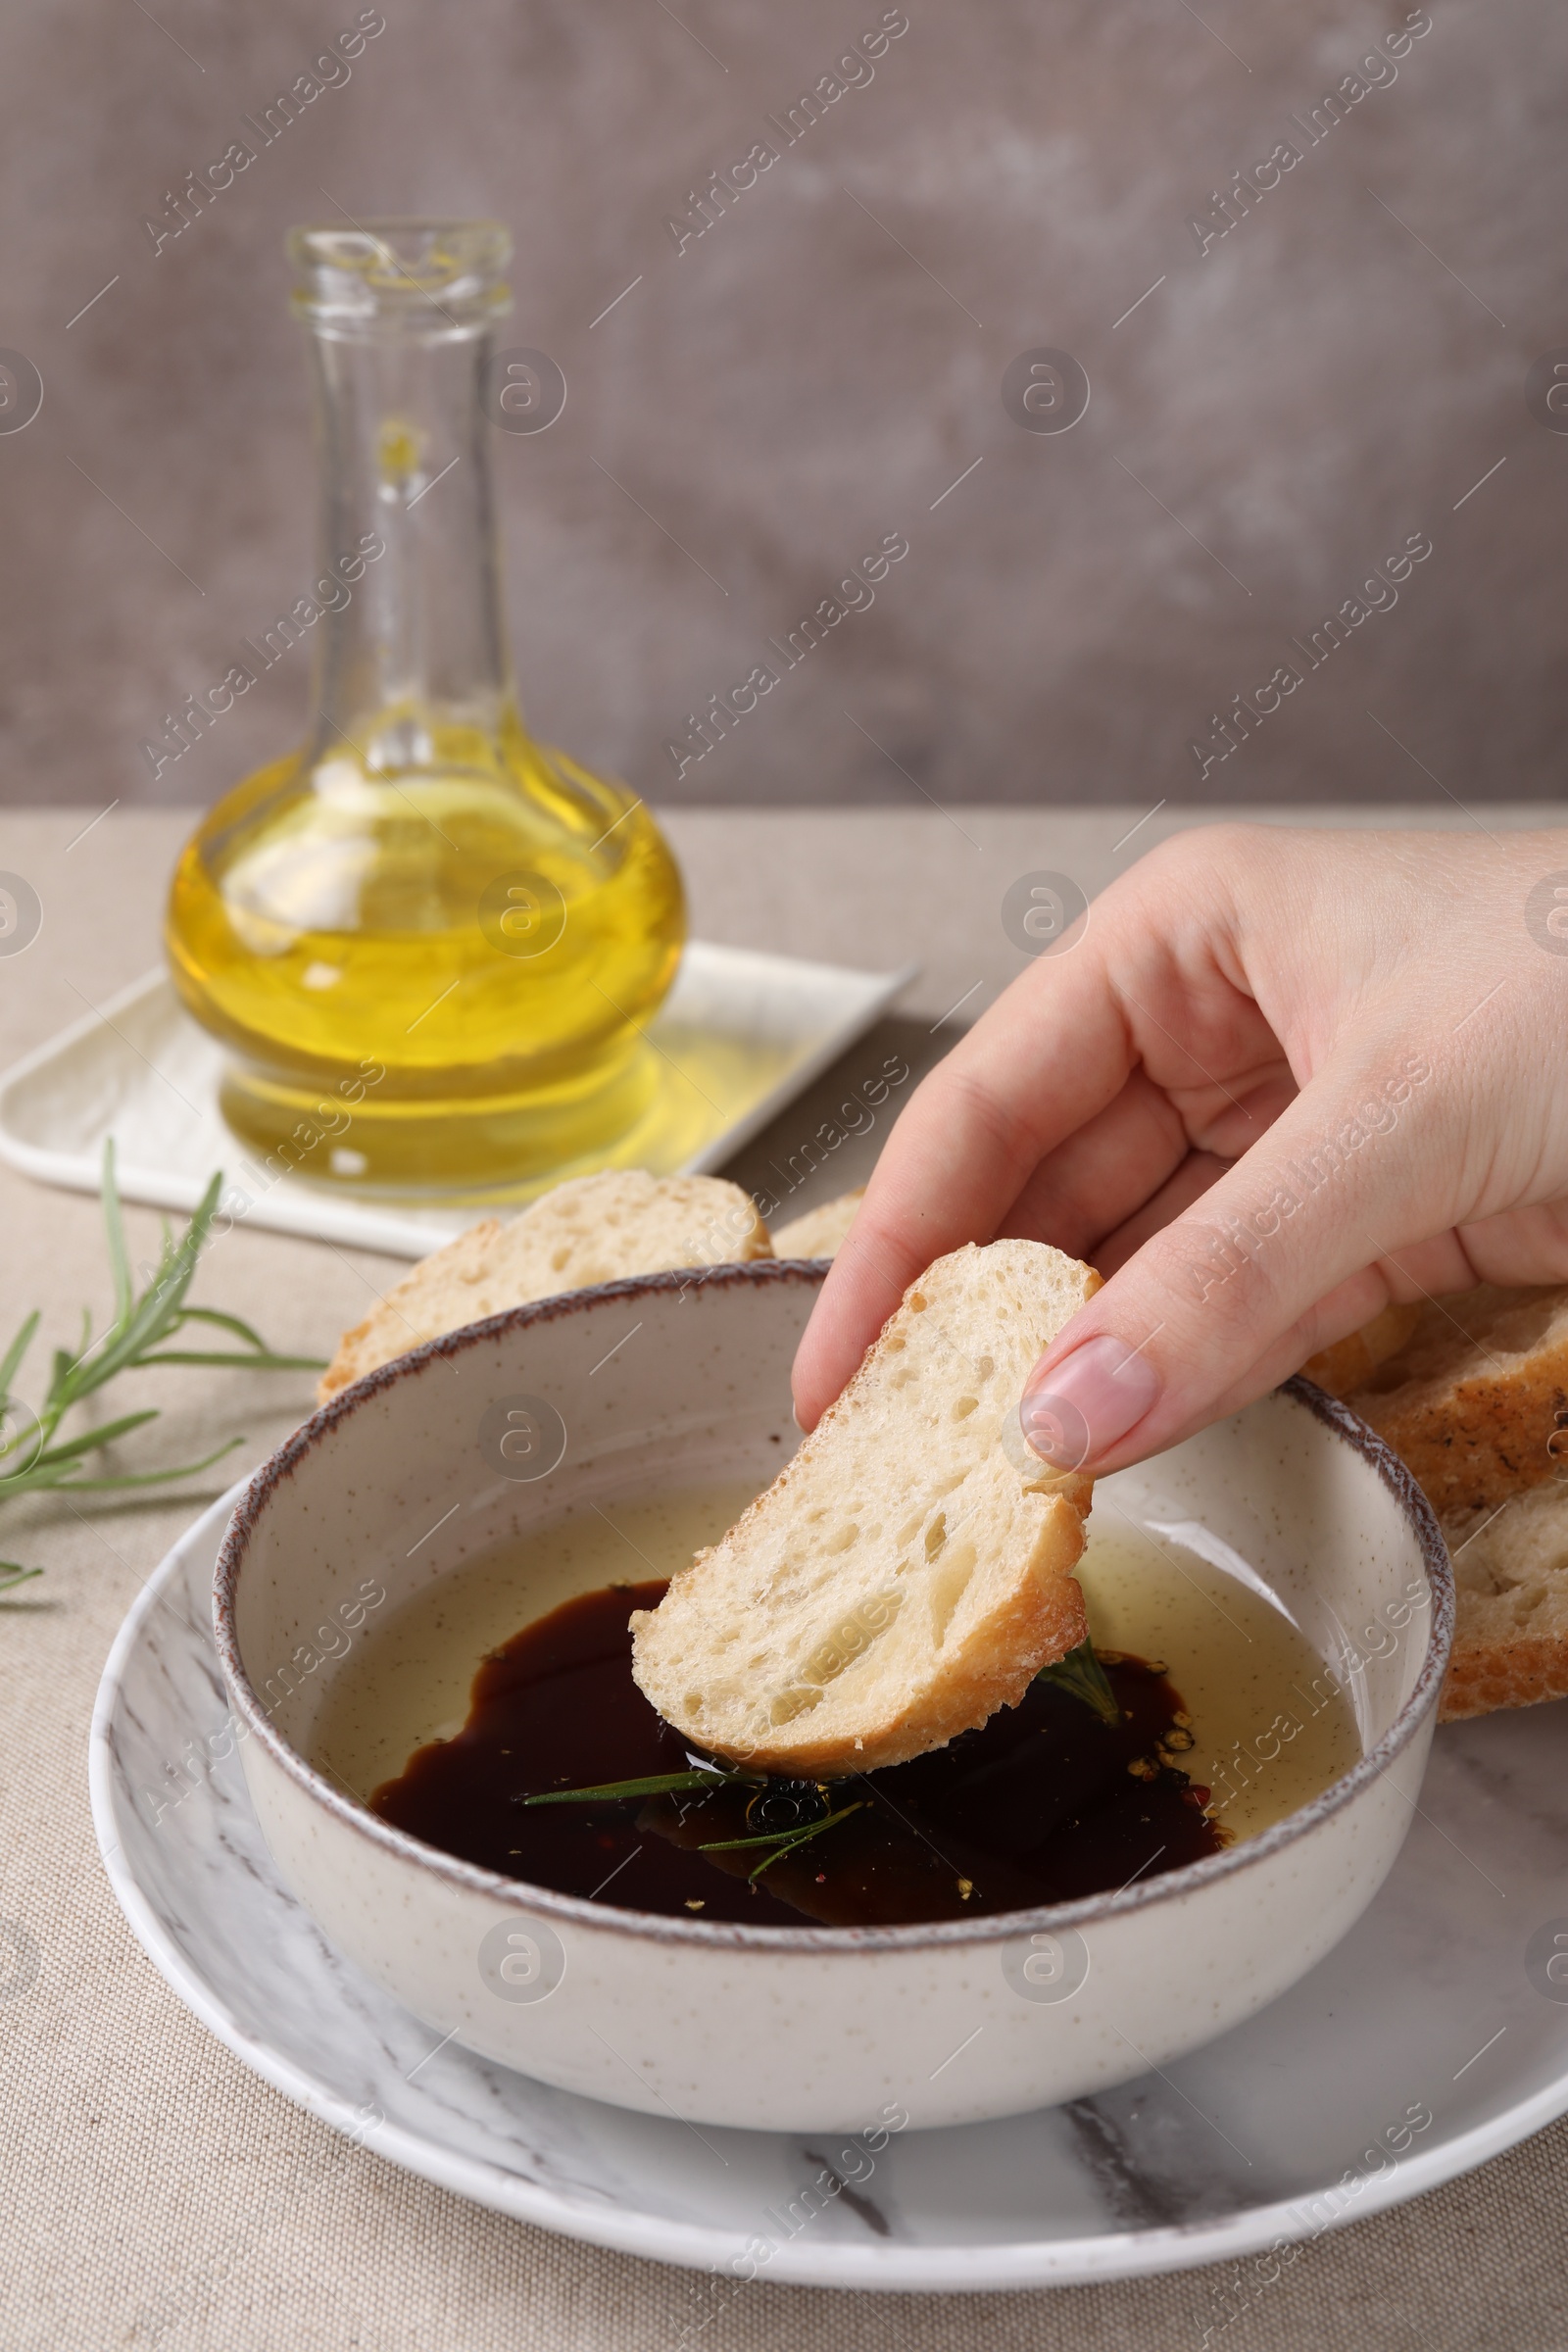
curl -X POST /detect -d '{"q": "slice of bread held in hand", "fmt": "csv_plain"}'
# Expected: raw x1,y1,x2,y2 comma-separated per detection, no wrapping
630,1239,1100,1777
1340,1284,1568,1519
771,1188,865,1261
318,1170,770,1400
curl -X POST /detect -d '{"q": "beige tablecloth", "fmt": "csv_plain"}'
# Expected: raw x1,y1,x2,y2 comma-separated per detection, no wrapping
2,805,1563,2352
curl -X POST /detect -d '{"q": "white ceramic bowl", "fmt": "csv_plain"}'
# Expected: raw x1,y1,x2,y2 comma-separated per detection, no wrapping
215,1262,1452,2134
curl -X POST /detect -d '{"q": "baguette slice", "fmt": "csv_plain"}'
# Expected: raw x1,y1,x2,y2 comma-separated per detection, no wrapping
1440,1483,1568,1720
771,1188,865,1261
318,1171,770,1399
1300,1300,1421,1399
1342,1284,1568,1518
629,1238,1100,1776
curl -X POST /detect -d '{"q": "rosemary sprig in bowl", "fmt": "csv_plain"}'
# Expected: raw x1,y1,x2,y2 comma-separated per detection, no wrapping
517,1642,1129,1894
521,1763,866,1884
0,1140,324,1594
1036,1637,1123,1725
697,1801,864,1880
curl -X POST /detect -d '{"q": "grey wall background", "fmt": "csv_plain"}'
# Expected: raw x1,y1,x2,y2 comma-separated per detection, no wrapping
0,0,1561,814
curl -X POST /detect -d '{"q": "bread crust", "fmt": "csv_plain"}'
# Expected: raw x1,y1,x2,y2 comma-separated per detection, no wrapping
1345,1285,1568,1519
1300,1301,1420,1399
1439,1632,1568,1721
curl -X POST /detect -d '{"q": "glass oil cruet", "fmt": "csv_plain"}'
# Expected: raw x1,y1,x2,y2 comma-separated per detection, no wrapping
166,219,686,1197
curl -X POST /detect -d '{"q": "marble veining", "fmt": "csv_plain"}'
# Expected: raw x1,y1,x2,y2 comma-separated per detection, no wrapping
1062,2100,1202,2232
89,1485,1568,2289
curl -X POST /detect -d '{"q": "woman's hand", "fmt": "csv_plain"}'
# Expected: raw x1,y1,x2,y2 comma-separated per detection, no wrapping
792,825,1568,1473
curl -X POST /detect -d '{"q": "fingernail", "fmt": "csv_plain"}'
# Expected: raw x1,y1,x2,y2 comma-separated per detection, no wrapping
1019,1336,1160,1469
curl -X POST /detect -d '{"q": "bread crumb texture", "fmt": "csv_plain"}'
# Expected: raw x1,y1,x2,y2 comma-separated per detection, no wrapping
630,1238,1100,1776
1439,1481,1568,1719
770,1189,865,1261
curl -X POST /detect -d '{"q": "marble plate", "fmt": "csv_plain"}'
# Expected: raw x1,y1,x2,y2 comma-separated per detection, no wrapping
92,1484,1568,2292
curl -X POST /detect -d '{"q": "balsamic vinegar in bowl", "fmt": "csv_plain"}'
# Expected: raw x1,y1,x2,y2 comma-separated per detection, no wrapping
316,1486,1360,1930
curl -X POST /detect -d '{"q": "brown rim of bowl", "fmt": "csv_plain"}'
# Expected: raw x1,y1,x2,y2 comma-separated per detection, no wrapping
214,1260,1454,1954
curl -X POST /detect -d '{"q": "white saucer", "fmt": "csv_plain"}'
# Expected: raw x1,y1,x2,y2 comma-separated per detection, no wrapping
2,943,911,1256
92,1485,1568,2291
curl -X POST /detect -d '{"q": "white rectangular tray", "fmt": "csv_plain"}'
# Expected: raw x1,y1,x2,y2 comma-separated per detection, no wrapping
0,943,912,1257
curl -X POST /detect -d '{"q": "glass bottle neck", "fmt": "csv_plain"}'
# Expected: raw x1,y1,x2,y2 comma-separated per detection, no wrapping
302,316,516,773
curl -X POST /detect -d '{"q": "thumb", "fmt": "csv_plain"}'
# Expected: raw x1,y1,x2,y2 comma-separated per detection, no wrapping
1018,1050,1438,1472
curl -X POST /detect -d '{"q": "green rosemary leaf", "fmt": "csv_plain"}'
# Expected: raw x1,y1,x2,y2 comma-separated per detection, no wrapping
70,1167,224,1401
522,1769,750,1806
24,1408,163,1466
136,1349,327,1372
17,1435,245,1496
0,1310,40,1408
697,1803,859,1852
0,1151,317,1587
1036,1637,1122,1726
701,1800,863,1880
176,1305,282,1350
748,1804,864,1880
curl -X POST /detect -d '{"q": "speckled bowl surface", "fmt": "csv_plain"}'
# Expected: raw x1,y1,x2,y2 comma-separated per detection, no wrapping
214,1261,1451,2133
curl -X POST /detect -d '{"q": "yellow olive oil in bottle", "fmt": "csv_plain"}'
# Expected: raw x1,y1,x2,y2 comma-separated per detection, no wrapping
166,220,685,1197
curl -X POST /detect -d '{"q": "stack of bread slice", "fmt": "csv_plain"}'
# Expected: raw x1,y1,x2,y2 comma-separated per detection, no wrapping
1303,1288,1568,1720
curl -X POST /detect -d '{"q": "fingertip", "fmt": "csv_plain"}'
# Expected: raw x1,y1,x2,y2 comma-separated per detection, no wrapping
1019,1333,1161,1470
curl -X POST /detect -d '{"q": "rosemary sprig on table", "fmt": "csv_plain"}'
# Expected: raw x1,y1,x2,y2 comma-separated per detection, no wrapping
0,1141,324,1594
